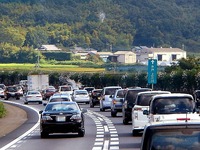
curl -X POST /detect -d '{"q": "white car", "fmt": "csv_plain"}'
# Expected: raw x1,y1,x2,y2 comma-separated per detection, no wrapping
71,89,90,104
58,85,73,95
99,86,122,111
144,93,200,125
24,90,43,104
0,88,5,98
132,91,171,135
49,93,72,102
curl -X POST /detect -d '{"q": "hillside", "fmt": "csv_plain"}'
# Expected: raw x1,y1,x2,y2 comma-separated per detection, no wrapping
0,0,200,53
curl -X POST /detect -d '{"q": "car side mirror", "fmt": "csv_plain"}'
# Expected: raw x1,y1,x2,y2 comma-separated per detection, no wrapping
143,110,149,115
39,110,43,114
43,103,47,106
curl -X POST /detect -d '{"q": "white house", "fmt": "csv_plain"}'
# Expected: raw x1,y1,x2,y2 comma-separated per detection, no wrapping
97,52,113,62
134,47,186,66
114,51,136,64
38,45,62,51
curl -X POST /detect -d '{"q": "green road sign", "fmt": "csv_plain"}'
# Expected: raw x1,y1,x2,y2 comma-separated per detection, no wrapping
148,59,157,84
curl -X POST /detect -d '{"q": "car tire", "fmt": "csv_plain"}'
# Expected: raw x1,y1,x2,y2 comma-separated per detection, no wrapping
100,108,105,112
90,101,94,108
39,101,42,104
111,111,117,117
24,102,28,104
41,131,49,138
132,130,139,136
78,129,85,137
16,97,20,100
123,118,129,125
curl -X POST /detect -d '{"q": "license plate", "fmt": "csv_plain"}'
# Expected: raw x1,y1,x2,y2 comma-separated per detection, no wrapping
56,116,65,122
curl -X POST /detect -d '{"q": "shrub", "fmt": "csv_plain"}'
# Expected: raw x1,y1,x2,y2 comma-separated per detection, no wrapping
0,102,6,118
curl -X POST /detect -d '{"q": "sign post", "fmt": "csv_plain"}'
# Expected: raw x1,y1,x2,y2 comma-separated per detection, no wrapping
148,59,157,89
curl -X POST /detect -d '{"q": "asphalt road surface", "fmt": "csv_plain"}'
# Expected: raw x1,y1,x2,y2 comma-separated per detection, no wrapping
0,98,142,150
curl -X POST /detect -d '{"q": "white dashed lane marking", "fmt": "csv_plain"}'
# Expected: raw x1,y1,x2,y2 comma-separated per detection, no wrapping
86,110,119,150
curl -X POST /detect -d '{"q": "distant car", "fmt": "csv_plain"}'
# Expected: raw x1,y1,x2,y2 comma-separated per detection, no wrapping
99,86,122,111
49,93,72,102
72,90,90,104
141,122,200,150
58,85,73,95
4,85,22,100
89,89,102,108
39,101,87,138
83,87,95,96
122,87,152,124
131,90,171,135
144,93,199,124
110,89,127,117
24,90,43,104
0,88,5,98
0,84,6,90
41,88,57,100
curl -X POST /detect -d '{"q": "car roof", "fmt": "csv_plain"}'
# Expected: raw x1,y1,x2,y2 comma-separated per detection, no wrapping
151,93,194,100
137,90,171,96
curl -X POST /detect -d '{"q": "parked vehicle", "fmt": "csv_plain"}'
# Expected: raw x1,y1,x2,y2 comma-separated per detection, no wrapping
141,122,200,150
4,85,22,100
39,101,87,138
24,90,43,104
41,88,57,100
89,89,102,108
132,90,171,135
122,87,151,124
144,93,199,124
99,86,122,111
71,89,90,104
110,89,127,117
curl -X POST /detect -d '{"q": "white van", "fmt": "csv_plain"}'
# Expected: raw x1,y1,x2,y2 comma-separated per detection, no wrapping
58,85,73,95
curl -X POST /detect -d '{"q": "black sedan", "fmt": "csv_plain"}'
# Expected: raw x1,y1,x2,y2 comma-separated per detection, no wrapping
39,101,87,138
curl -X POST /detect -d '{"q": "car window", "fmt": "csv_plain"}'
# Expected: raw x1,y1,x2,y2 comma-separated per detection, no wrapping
75,91,88,95
45,103,78,111
50,98,70,102
116,90,126,98
28,91,40,95
60,86,72,91
105,88,121,95
136,94,154,106
152,97,194,114
150,129,200,150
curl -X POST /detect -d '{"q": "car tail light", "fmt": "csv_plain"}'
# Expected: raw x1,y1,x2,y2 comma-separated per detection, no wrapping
113,100,117,104
177,118,190,121
134,108,142,111
70,114,82,123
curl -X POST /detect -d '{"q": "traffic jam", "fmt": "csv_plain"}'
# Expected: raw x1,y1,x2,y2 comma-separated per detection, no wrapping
1,73,200,149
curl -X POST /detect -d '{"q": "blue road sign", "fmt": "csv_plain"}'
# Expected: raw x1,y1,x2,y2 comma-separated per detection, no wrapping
148,59,157,84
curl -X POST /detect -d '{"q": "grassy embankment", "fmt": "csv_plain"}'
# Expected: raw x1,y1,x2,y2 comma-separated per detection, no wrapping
0,102,6,118
0,63,105,72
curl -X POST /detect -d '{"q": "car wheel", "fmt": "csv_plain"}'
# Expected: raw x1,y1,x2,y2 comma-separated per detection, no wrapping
78,129,85,137
41,131,49,138
16,97,20,100
111,111,117,117
132,130,139,136
39,101,42,104
123,118,129,125
24,102,28,104
100,108,105,112
90,101,94,108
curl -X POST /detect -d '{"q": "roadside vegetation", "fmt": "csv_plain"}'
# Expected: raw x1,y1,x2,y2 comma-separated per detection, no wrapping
0,102,6,118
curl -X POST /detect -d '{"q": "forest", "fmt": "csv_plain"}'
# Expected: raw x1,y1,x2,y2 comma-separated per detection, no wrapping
0,0,200,62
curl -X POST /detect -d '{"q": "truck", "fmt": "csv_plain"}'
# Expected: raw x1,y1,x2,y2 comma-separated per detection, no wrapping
27,74,49,91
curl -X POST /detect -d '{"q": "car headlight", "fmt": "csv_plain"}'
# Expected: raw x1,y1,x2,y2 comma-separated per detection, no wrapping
41,115,53,121
70,114,82,123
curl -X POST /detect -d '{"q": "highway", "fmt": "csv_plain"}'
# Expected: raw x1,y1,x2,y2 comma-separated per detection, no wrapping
0,98,142,150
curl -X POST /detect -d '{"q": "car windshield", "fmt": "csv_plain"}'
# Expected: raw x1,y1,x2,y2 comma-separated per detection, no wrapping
28,91,40,95
126,89,150,103
45,103,78,112
75,91,87,95
116,90,126,98
152,97,194,114
105,88,121,95
150,129,200,150
7,87,18,92
50,98,70,102
60,86,72,91
46,89,56,92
